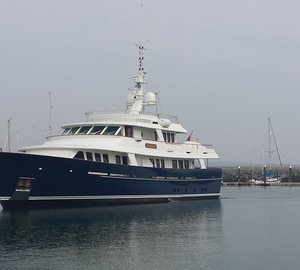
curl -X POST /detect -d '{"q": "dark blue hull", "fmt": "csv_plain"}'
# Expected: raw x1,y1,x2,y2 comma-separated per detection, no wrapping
0,152,222,210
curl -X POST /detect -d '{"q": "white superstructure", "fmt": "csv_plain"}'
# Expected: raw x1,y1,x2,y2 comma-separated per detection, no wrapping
20,45,219,170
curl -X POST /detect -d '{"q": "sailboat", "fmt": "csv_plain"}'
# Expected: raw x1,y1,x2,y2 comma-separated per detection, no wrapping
255,118,282,186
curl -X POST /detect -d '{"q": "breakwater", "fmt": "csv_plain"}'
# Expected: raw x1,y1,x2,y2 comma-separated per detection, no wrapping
222,166,300,182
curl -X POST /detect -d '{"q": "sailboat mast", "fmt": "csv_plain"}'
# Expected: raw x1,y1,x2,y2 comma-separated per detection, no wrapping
267,117,272,173
270,119,283,167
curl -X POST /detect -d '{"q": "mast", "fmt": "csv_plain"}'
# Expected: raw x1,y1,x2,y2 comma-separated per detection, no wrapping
48,91,53,136
126,45,156,114
7,119,12,152
266,117,283,174
267,117,273,173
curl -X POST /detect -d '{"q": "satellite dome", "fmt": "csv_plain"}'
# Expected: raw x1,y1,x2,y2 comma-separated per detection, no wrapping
143,92,156,104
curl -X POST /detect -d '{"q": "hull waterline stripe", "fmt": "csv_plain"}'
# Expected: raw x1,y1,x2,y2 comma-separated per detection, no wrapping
22,193,221,201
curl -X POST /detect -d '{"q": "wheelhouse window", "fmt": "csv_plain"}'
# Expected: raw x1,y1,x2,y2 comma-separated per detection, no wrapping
62,128,71,135
78,126,92,135
90,126,105,135
69,126,80,135
74,151,84,159
102,126,120,135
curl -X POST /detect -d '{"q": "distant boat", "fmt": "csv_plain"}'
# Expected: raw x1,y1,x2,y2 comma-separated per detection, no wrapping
255,118,282,186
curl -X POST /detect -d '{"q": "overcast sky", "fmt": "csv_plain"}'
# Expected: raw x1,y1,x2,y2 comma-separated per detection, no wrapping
0,0,299,165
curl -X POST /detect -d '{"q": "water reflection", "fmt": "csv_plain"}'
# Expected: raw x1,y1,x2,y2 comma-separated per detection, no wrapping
0,200,223,270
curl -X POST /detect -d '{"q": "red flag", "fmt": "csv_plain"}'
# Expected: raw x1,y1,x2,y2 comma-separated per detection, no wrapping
186,131,193,141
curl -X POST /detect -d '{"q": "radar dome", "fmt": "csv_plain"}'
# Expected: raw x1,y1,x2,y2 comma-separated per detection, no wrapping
143,92,156,104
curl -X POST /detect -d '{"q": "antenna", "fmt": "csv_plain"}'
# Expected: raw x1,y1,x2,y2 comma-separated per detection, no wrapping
7,119,12,152
48,91,53,136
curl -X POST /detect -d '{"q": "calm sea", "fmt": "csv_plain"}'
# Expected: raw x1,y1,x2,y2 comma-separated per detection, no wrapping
0,186,300,270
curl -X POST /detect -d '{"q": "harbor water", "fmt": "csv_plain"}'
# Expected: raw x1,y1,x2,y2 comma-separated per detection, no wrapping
0,186,300,270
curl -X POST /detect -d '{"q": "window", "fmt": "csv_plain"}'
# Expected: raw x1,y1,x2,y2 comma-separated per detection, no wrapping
171,133,175,143
178,160,184,169
161,159,165,168
122,156,128,165
103,126,119,135
74,151,84,159
163,132,167,142
78,126,92,135
95,153,101,162
156,159,160,168
116,155,121,164
69,126,80,135
125,126,133,137
90,126,105,135
172,160,178,169
167,133,171,143
150,158,155,167
62,128,71,135
86,152,93,161
103,154,109,163
184,160,190,169
154,131,158,141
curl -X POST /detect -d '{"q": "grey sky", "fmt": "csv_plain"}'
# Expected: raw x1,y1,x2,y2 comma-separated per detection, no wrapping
0,0,299,165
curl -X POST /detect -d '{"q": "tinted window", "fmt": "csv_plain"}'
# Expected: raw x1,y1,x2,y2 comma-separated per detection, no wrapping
172,160,178,169
116,155,121,164
70,126,80,135
171,133,175,143
62,128,70,135
90,126,105,135
103,154,109,163
122,156,128,165
178,160,184,169
74,151,84,159
86,152,93,161
125,126,133,137
156,159,160,168
78,126,92,135
184,160,190,169
103,126,119,135
161,159,165,168
95,153,101,162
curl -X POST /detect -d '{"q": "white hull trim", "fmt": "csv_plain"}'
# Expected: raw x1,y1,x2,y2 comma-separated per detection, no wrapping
0,193,221,201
